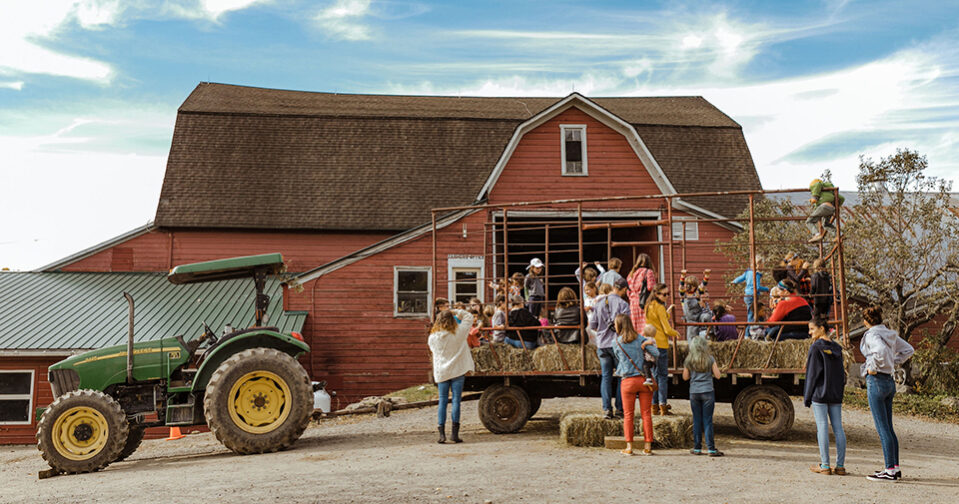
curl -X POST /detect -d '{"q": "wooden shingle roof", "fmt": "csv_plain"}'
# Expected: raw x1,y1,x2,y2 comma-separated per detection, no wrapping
156,83,760,231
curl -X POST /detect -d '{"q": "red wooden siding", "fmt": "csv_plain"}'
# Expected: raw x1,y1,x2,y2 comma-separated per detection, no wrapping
0,357,56,444
489,106,663,212
61,229,392,273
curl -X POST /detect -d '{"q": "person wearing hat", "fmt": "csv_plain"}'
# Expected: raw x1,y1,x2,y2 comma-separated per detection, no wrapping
589,276,631,418
525,258,546,317
806,178,845,243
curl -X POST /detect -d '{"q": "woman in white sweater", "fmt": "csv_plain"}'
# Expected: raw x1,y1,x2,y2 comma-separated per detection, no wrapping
428,309,475,443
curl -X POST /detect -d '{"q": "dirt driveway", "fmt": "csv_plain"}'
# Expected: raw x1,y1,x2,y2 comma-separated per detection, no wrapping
2,397,958,504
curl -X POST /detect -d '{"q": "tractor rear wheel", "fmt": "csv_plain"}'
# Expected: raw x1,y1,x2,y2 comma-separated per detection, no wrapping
36,389,129,474
114,426,145,463
203,348,312,454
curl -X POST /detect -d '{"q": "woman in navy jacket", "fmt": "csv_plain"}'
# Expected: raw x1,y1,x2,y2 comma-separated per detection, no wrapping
803,316,847,475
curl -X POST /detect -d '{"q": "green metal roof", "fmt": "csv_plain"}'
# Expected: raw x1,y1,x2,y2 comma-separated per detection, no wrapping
167,252,285,284
0,272,307,350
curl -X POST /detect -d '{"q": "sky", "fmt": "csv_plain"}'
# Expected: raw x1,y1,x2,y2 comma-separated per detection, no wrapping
2,0,958,270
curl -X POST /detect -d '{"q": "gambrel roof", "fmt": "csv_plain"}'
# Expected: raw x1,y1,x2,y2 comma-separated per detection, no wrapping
156,83,761,231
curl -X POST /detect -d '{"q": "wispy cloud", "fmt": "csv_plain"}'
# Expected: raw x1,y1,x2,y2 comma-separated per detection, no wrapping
316,0,373,41
0,81,25,90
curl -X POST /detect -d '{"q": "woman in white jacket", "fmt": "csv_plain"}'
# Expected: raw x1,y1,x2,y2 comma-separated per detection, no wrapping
860,306,914,482
428,309,475,444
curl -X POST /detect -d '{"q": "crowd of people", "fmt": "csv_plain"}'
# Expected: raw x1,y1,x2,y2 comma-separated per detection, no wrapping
426,180,913,480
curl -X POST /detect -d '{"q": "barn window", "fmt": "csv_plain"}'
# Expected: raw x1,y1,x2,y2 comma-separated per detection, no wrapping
560,125,587,176
672,220,699,241
394,267,431,317
451,268,481,304
0,370,34,425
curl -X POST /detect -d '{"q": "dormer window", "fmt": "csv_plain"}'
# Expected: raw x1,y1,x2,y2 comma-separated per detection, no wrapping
561,125,587,176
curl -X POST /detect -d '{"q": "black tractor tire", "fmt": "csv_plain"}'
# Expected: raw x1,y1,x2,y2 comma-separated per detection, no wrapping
528,395,542,419
114,426,145,463
733,385,795,440
36,389,130,474
478,384,531,434
203,348,312,454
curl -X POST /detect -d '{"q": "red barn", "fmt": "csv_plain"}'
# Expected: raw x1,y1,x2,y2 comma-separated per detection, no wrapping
23,83,761,411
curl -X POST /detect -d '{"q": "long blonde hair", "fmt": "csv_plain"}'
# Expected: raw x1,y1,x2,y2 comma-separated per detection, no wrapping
684,336,712,373
431,310,457,334
614,314,638,343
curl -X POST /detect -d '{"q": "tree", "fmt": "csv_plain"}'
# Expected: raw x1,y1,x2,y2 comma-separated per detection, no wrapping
844,149,959,351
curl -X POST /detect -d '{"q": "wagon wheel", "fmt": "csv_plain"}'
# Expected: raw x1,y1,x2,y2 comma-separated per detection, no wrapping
732,385,794,440
478,384,531,434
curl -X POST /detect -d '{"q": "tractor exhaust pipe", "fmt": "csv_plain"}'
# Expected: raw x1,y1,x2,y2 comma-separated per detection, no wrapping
123,292,135,384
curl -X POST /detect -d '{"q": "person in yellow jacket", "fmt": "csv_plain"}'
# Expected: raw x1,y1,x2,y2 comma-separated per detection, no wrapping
644,282,679,415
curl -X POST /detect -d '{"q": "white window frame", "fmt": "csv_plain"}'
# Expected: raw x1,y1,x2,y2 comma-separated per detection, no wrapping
447,255,485,304
0,369,35,425
393,266,432,318
560,124,588,176
672,219,699,241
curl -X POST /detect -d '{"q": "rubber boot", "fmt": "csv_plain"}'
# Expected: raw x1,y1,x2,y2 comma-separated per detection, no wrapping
451,422,463,443
437,425,446,444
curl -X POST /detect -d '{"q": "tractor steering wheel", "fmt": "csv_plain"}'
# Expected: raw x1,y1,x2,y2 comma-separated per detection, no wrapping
201,322,219,345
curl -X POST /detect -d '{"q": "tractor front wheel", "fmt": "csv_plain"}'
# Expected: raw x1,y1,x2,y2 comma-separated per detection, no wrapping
203,348,312,454
36,389,129,474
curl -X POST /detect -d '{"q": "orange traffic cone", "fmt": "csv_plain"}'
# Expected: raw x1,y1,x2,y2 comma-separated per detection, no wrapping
166,427,185,441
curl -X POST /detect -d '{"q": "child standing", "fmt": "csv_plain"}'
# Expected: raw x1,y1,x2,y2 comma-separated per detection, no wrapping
509,272,524,299
683,336,724,456
583,282,600,345
490,294,507,343
596,257,624,287
575,261,606,291
680,274,712,338
731,259,770,323
525,258,546,317
809,259,833,318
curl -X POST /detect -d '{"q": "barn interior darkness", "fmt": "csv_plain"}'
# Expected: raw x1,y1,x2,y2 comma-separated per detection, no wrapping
491,215,659,306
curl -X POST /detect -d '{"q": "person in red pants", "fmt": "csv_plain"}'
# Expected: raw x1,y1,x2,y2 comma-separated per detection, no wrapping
612,314,658,455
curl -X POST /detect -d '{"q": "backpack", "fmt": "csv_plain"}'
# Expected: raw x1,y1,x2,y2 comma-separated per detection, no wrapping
636,269,651,307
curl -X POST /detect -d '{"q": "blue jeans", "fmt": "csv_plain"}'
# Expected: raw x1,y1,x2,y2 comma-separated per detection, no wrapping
867,373,899,468
653,348,669,405
812,402,846,467
437,375,466,426
690,391,716,451
504,337,538,350
744,296,754,323
597,347,622,413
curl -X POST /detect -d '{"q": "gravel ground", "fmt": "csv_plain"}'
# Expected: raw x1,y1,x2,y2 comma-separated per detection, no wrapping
2,397,958,504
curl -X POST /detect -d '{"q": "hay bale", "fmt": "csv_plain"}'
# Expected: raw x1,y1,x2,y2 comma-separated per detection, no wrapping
668,338,820,370
532,344,601,372
471,343,534,372
559,412,692,449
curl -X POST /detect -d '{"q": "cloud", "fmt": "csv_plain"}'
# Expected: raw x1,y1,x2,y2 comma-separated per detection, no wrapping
0,102,174,270
315,0,373,40
0,81,25,90
0,0,118,83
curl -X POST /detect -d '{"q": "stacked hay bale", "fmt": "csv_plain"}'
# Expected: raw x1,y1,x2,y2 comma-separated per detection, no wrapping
668,338,831,369
471,344,534,372
532,344,601,372
559,412,692,448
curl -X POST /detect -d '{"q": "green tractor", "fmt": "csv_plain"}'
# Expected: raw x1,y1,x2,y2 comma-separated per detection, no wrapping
36,253,313,474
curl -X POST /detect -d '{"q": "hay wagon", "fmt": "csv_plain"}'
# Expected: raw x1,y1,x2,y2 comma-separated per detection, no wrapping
430,188,851,440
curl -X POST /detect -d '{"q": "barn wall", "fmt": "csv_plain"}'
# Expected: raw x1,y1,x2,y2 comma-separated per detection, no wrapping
0,356,57,444
60,229,393,274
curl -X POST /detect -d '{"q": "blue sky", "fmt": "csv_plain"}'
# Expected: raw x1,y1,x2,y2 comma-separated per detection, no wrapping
2,0,958,270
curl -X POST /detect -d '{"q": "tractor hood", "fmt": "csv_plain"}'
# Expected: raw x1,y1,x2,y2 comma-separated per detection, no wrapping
49,337,190,393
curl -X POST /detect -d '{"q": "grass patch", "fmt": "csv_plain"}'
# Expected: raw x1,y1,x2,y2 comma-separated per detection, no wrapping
386,384,437,403
843,387,959,424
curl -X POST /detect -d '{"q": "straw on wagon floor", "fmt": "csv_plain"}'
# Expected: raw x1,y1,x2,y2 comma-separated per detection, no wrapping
669,338,855,370
559,412,692,449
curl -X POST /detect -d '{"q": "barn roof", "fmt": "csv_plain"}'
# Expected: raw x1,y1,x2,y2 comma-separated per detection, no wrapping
155,83,760,231
0,272,306,352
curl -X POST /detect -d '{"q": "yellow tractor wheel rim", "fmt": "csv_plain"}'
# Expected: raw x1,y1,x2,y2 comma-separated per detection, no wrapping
228,371,292,434
51,406,109,461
